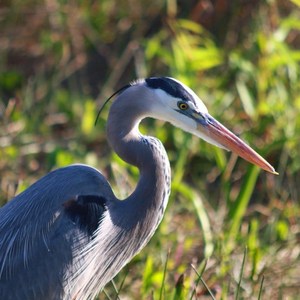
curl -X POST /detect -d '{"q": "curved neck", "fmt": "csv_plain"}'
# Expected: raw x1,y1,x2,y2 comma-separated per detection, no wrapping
106,91,171,223
71,88,172,299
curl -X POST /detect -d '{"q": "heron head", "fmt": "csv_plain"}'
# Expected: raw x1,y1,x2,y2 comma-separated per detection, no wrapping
144,77,277,174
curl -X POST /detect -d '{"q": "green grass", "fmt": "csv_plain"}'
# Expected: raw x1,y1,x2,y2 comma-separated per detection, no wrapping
1,0,300,299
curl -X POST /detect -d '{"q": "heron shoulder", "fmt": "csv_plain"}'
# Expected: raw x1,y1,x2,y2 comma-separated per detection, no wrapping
63,194,107,236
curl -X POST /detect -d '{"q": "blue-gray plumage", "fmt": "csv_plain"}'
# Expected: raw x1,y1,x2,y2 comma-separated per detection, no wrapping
0,77,277,300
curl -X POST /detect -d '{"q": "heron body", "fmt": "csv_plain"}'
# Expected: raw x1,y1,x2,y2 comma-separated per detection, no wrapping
0,77,276,300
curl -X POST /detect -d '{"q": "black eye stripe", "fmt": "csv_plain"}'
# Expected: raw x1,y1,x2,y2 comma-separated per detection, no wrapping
145,77,193,102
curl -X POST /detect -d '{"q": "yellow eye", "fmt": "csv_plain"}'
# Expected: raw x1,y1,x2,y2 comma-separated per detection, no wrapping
178,101,189,110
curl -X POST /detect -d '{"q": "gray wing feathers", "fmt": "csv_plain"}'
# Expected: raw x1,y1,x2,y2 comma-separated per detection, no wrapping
0,165,113,300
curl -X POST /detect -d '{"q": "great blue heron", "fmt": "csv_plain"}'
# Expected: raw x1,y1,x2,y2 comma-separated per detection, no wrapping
0,77,276,300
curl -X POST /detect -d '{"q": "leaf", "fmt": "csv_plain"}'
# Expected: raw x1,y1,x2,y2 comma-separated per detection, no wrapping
236,80,256,117
174,183,214,257
225,165,261,253
290,0,300,7
173,274,185,300
81,99,96,135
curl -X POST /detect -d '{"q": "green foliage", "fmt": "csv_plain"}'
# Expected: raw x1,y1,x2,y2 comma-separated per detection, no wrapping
1,0,300,299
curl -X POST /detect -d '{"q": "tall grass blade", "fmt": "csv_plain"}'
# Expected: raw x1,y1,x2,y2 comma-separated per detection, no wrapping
113,269,129,300
173,274,185,300
191,263,216,300
174,183,214,257
159,250,170,300
258,275,264,300
225,165,261,253
102,288,112,300
235,247,247,300
172,134,191,185
111,279,120,300
189,261,207,300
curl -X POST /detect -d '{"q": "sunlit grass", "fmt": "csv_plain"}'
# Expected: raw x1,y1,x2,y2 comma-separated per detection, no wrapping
1,0,300,299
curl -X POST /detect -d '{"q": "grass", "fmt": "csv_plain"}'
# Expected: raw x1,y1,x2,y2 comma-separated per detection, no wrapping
1,0,300,299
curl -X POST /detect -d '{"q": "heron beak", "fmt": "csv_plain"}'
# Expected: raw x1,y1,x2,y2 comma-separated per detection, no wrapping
195,113,278,175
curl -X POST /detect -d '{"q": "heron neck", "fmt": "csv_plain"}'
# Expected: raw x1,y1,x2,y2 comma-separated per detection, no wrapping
107,104,171,224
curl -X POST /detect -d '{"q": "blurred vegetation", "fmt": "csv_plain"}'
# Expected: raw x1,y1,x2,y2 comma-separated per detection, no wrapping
1,0,300,299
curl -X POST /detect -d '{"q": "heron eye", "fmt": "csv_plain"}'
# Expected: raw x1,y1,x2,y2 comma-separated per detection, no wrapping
177,101,189,110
